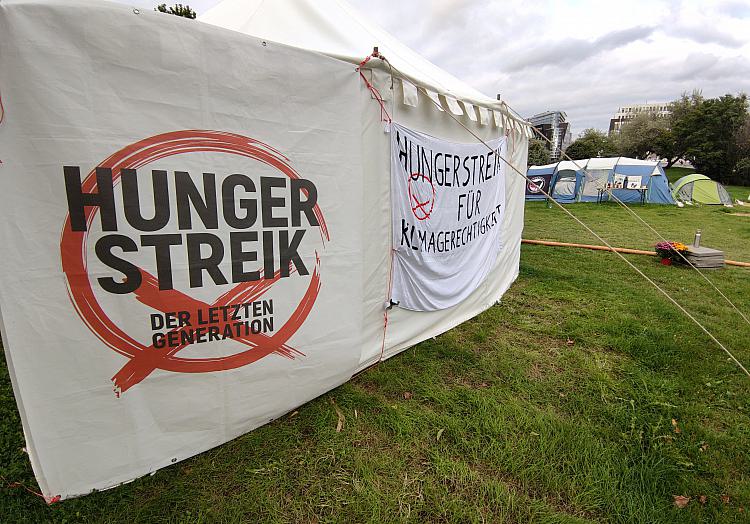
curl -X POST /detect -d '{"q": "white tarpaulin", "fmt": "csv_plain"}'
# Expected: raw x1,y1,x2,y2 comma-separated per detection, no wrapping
390,124,506,311
0,0,364,501
0,0,528,501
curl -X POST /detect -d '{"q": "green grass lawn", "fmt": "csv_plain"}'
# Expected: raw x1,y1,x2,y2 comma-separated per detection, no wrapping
523,199,750,262
2,198,750,523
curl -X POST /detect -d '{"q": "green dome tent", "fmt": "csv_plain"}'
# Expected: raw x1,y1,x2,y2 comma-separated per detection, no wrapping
671,174,732,205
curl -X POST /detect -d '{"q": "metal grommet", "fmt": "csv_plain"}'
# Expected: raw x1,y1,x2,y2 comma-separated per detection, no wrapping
133,8,140,15
261,41,267,47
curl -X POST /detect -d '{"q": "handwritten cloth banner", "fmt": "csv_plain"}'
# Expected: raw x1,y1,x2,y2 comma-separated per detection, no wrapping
390,123,506,311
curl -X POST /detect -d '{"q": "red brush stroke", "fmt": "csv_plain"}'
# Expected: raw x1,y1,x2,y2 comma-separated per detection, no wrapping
112,259,320,394
59,131,326,394
408,172,435,221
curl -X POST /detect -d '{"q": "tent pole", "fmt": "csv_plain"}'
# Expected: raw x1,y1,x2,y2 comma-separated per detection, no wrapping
522,239,750,267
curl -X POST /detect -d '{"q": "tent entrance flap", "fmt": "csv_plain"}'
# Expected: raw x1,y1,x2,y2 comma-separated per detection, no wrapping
552,174,577,202
581,169,610,201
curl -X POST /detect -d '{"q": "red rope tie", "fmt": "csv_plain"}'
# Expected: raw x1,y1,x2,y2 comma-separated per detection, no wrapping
356,52,392,124
379,309,389,360
1,475,60,504
358,54,373,69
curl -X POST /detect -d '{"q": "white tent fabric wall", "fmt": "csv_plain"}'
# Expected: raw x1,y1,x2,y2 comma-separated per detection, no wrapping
1,0,371,499
199,0,522,116
0,0,528,499
199,0,530,368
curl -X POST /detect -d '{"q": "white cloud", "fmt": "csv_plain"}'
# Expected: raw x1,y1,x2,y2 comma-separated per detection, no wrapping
503,26,657,73
113,0,750,134
344,0,750,135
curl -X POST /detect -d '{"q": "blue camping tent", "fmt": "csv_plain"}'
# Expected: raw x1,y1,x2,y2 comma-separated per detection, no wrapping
525,157,675,205
525,164,557,201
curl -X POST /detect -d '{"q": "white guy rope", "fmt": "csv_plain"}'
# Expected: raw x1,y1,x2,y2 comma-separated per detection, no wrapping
527,127,750,327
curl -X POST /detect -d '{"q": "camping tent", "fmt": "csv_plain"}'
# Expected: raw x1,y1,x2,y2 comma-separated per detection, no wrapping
0,0,531,500
525,157,675,205
671,174,733,205
525,164,556,201
526,161,581,203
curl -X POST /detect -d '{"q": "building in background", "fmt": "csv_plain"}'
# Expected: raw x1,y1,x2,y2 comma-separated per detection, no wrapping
609,103,670,134
527,111,571,161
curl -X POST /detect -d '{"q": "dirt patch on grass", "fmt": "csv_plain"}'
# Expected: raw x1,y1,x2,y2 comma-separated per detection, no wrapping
526,359,565,382
467,461,601,522
527,362,544,380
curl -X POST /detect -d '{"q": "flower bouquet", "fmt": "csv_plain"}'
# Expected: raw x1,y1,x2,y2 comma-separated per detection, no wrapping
654,241,688,265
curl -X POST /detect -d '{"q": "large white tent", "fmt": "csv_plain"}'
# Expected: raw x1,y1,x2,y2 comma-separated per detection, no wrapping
200,0,532,367
0,0,530,499
200,0,514,112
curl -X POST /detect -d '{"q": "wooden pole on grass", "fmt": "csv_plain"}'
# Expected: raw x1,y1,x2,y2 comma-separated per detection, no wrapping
521,239,750,268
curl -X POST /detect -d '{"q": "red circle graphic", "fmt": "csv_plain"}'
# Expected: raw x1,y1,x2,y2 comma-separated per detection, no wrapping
59,130,327,394
408,172,435,221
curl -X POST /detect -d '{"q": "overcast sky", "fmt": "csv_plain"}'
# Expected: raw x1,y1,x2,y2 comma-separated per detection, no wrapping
118,0,750,136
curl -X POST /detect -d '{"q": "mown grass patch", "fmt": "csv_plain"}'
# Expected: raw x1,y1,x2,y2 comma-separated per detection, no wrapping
1,196,749,523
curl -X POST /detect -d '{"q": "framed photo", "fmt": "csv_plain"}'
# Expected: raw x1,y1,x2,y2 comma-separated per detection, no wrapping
627,176,642,189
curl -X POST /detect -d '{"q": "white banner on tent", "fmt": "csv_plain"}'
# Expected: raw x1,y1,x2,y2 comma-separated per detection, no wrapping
390,123,506,311
0,1,364,501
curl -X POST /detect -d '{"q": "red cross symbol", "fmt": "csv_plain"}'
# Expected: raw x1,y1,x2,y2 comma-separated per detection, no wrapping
110,259,319,395
408,172,435,221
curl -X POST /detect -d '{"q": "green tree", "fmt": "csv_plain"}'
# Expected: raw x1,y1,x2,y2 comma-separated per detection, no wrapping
564,129,620,160
734,158,750,186
616,113,668,159
527,139,551,166
664,91,703,168
650,126,681,168
735,114,750,160
681,93,748,182
731,114,750,183
155,3,197,18
613,92,698,168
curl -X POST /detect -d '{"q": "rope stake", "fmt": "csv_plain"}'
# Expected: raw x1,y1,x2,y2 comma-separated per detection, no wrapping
1,475,60,504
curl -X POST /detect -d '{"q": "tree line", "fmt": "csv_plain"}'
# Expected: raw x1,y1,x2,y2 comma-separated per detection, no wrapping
529,92,750,186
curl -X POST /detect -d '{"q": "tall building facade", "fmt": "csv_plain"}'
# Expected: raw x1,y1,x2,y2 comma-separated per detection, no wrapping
527,111,571,161
609,102,670,134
